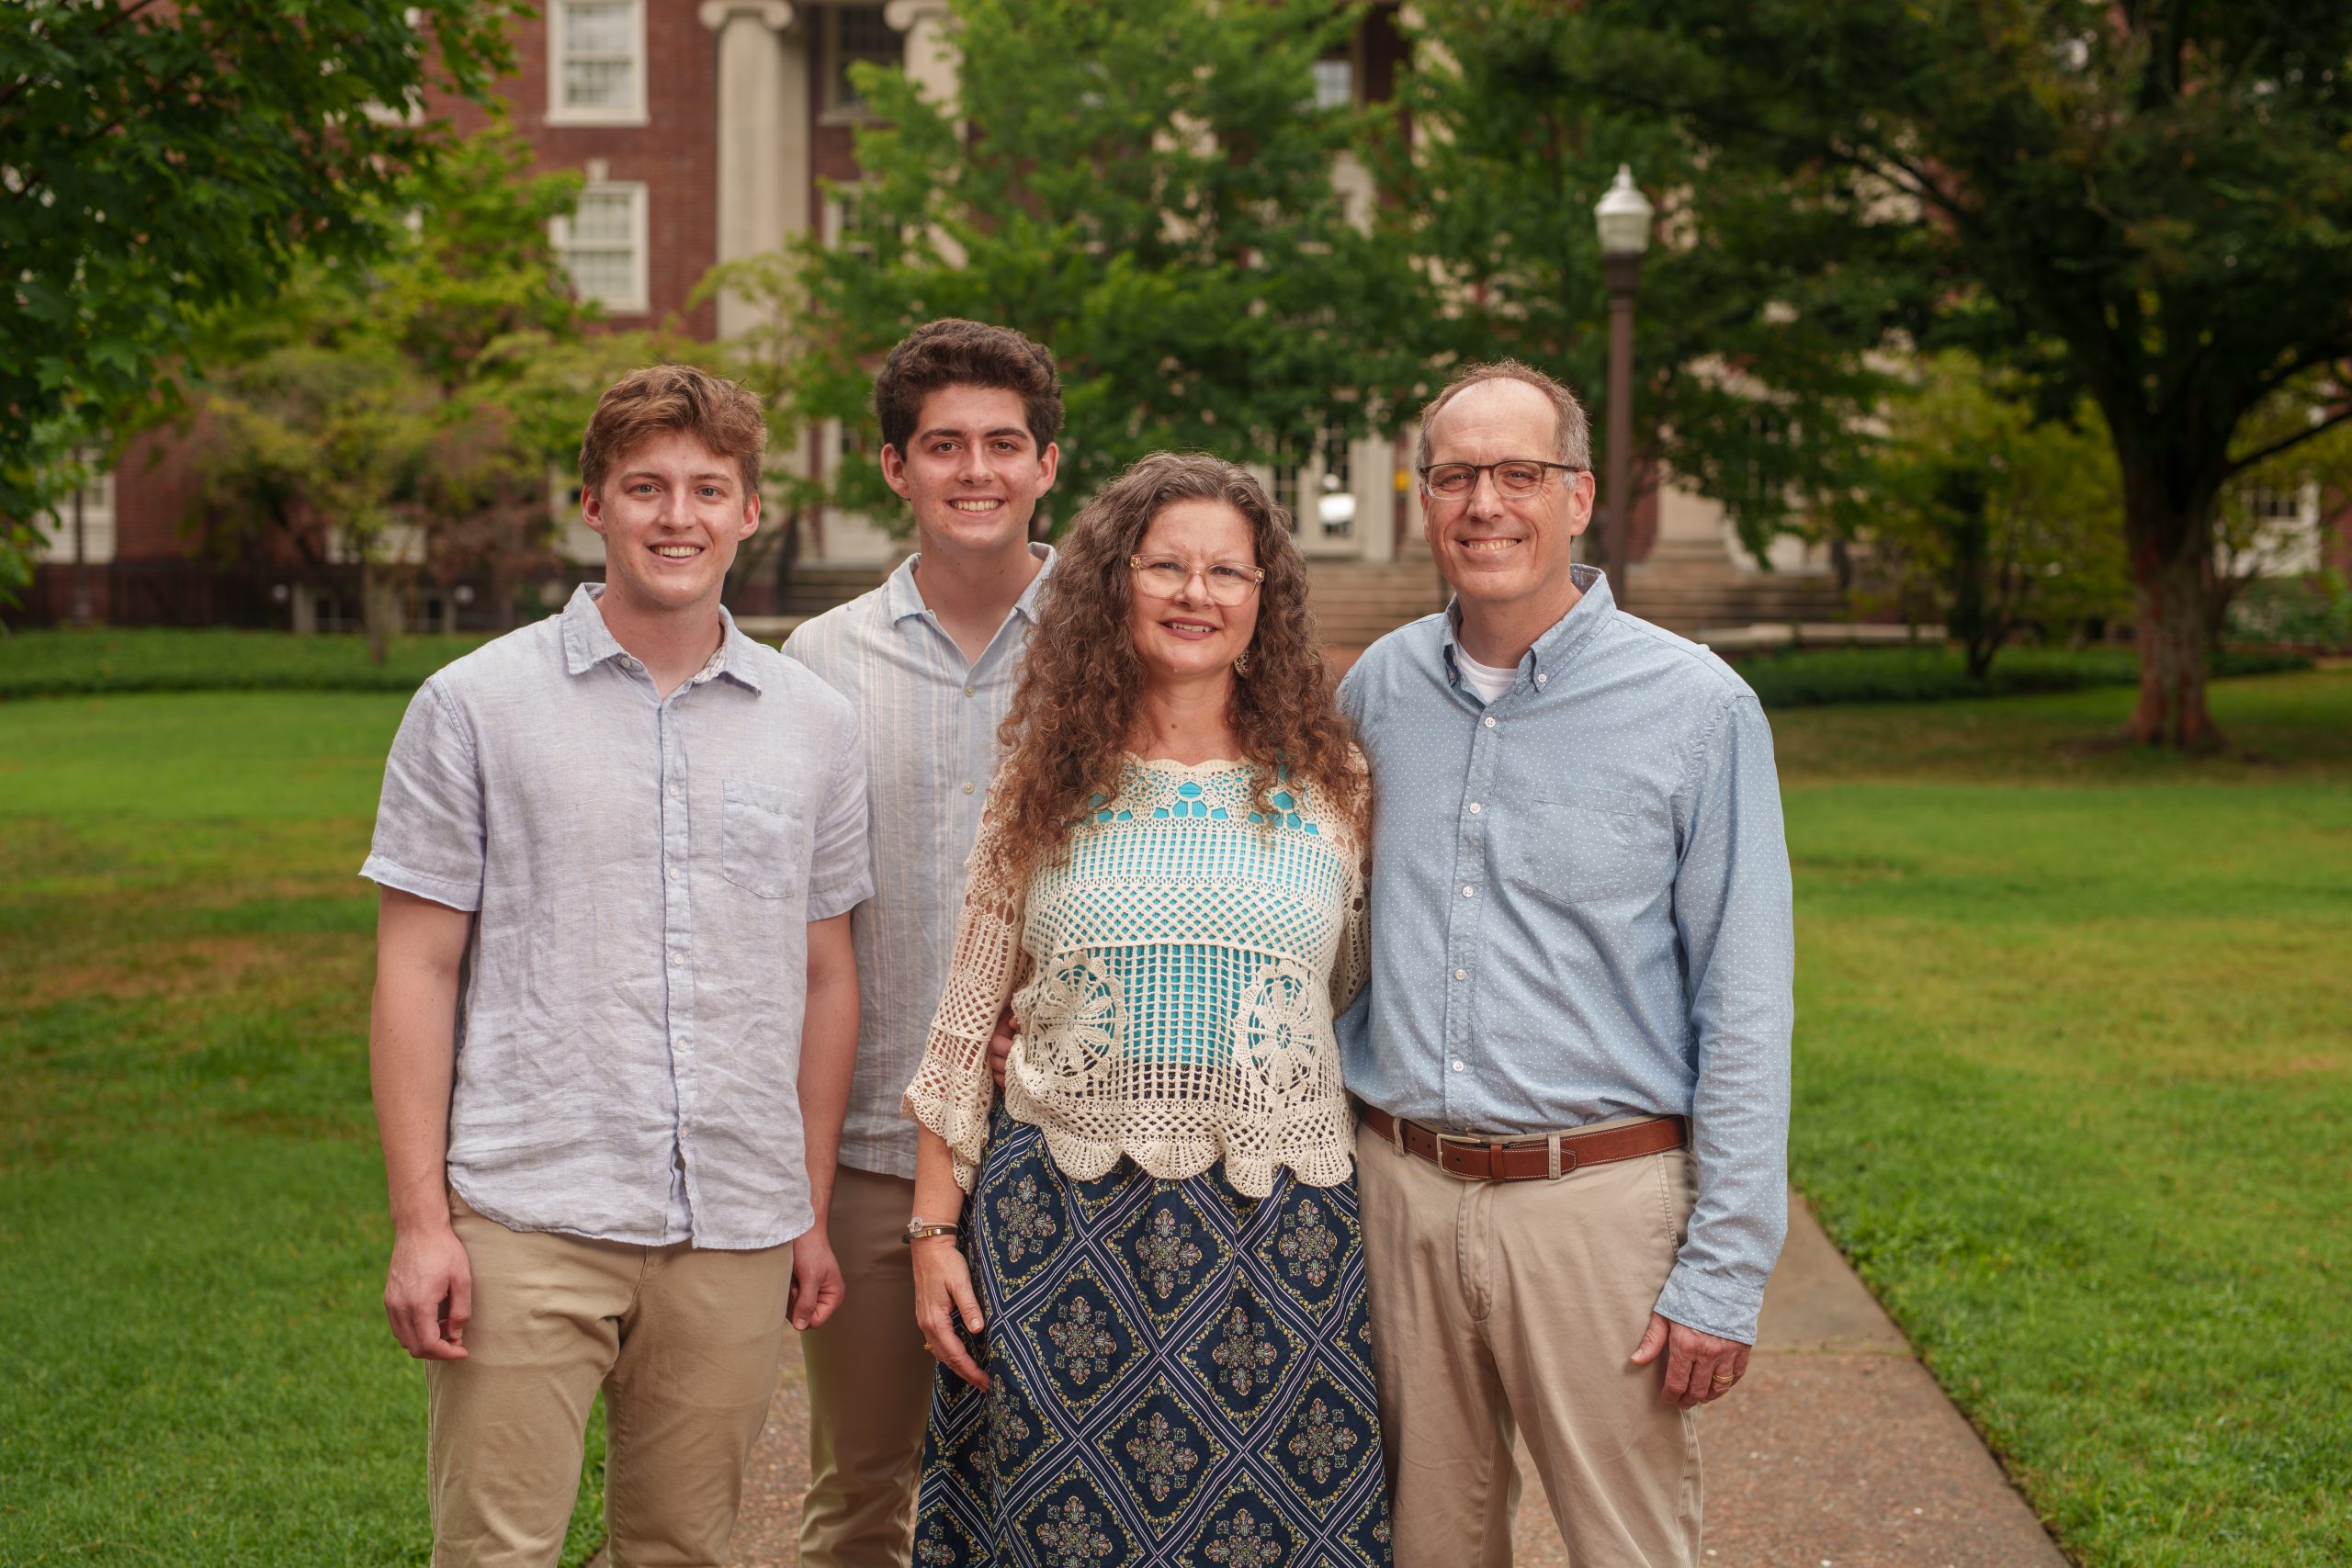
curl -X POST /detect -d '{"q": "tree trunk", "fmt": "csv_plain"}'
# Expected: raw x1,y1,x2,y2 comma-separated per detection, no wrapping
2125,509,2221,751
362,561,393,666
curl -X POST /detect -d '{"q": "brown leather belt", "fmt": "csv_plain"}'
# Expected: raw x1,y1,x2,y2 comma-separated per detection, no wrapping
1355,1100,1687,1182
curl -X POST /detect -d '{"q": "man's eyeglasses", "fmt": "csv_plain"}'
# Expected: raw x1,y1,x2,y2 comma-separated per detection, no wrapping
1129,555,1266,605
1419,459,1585,501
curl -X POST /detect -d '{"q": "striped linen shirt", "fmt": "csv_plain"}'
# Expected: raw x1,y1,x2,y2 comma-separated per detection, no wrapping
783,544,1056,1179
1336,566,1794,1343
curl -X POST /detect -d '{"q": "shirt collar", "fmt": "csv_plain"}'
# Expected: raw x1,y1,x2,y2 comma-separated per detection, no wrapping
559,581,763,693
1440,564,1614,685
888,541,1058,626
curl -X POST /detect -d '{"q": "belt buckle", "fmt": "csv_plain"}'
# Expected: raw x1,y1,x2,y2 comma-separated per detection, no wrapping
1430,1129,1492,1180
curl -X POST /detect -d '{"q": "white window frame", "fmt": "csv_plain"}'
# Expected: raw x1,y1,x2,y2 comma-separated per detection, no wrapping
547,0,649,127
38,453,116,566
821,4,904,124
552,178,651,316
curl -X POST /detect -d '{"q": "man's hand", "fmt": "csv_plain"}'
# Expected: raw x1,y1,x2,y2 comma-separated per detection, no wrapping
1631,1312,1750,1408
384,1222,473,1360
790,1222,846,1331
986,1007,1017,1090
911,1234,989,1391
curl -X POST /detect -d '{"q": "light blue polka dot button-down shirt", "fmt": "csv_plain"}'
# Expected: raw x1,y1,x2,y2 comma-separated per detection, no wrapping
1338,565,1793,1343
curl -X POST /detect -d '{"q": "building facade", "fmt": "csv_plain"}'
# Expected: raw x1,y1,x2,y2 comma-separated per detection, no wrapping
28,2,2338,635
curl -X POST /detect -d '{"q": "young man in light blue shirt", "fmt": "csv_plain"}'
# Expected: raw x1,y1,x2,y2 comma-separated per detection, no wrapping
1339,361,1794,1567
783,320,1062,1568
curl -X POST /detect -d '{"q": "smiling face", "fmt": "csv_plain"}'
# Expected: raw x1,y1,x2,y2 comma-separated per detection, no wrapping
1421,377,1595,615
1125,498,1261,686
880,383,1059,558
582,428,761,618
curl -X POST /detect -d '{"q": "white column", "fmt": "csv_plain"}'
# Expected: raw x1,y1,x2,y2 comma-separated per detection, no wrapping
883,0,958,116
698,0,808,340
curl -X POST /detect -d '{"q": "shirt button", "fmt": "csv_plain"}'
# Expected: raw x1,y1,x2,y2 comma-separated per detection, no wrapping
963,781,976,795
1535,672,1548,685
666,866,679,881
1468,802,1482,815
667,784,680,798
963,684,977,697
1461,885,1475,897
1451,1059,1465,1072
1453,968,1467,980
1483,715,1497,728
668,952,683,966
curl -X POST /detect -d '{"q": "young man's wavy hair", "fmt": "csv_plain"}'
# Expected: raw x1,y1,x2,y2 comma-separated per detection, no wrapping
580,364,767,501
874,319,1063,457
987,452,1367,890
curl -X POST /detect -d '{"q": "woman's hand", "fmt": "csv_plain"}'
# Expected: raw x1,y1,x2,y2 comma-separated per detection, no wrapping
986,1006,1018,1090
912,1234,990,1391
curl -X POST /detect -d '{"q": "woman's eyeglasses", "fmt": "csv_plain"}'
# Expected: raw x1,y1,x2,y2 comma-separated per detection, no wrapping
1128,555,1266,605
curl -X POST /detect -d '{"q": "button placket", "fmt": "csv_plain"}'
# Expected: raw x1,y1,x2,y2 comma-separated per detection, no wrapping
656,697,698,1228
1443,702,1502,1118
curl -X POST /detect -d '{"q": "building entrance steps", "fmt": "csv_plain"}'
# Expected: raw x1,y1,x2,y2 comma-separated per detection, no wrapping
670,1189,2067,1567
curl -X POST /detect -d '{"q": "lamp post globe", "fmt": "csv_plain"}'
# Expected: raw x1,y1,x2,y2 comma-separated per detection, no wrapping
1592,164,1652,601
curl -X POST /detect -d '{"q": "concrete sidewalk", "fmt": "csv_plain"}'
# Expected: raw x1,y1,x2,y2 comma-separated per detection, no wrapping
702,1190,2067,1568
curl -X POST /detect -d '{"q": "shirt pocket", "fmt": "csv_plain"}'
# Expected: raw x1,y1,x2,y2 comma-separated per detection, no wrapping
1513,786,1652,906
720,778,806,901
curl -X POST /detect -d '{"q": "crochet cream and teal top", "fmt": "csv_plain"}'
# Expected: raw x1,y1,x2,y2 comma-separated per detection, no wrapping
904,756,1369,1199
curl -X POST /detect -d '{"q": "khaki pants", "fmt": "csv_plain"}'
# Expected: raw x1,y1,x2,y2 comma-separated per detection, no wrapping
797,1167,935,1568
1356,1123,1702,1568
425,1191,793,1568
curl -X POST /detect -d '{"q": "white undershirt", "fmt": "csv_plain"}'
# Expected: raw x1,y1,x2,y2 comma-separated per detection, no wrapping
1456,649,1520,705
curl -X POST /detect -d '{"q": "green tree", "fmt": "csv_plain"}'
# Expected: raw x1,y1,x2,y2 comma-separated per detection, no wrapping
786,0,1427,523
1857,353,2130,678
185,130,674,660
1555,0,2352,749
1382,0,1930,565
0,0,521,590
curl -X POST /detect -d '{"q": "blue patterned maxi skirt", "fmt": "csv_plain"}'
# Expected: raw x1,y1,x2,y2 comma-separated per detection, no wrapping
913,1111,1395,1567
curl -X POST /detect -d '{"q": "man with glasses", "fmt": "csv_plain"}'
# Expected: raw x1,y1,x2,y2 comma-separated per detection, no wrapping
1336,360,1793,1565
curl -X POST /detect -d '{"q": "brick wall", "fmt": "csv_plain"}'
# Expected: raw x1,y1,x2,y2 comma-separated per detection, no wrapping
444,5,721,339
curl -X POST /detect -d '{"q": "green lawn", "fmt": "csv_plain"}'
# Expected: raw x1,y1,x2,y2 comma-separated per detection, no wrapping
2,671,2346,1564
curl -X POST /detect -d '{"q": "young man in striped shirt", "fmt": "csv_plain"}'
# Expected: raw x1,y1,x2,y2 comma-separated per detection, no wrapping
782,320,1063,1568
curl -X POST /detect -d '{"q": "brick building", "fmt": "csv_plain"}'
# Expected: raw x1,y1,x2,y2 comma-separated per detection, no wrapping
33,2,2333,637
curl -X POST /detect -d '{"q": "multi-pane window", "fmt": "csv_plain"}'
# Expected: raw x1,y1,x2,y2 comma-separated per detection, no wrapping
829,5,904,116
2242,483,2308,523
1317,427,1354,536
1272,452,1303,531
38,456,115,565
1313,57,1355,110
550,0,645,124
554,183,649,314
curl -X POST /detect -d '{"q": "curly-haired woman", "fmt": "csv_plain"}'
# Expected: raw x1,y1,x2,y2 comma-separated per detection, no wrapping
899,452,1393,1566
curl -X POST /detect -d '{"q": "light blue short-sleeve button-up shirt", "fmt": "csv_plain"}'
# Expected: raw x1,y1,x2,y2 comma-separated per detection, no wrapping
1339,566,1794,1342
360,584,874,1250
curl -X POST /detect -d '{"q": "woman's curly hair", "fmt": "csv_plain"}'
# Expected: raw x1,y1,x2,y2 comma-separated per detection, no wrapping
987,452,1367,889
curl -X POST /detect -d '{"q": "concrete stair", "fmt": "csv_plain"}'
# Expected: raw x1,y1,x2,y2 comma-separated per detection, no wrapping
775,564,891,619
1305,560,1451,648
1620,560,1847,637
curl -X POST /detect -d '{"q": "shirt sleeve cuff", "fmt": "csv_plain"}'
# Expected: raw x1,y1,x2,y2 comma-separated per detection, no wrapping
1654,1262,1764,1346
359,855,483,914
806,871,876,921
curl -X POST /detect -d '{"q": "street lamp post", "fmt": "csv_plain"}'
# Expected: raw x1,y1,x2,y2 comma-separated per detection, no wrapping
1593,164,1654,604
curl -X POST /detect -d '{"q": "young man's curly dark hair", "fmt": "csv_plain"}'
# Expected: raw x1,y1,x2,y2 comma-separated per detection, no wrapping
985,452,1368,890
